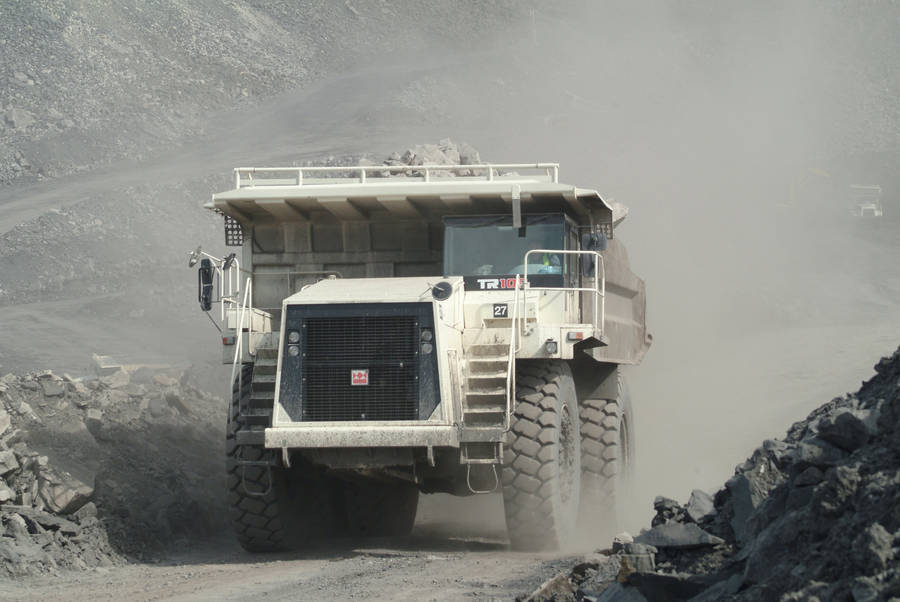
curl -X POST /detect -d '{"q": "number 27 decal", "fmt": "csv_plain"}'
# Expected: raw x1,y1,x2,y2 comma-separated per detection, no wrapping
493,304,508,318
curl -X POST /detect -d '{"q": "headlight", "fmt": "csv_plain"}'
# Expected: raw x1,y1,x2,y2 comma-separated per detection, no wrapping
421,329,433,342
287,330,301,344
287,345,300,357
421,342,434,354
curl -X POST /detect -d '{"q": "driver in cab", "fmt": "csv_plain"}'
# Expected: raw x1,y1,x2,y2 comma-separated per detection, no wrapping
527,245,561,274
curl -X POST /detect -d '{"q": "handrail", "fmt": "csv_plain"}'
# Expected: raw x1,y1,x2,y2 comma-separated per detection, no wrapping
229,277,253,391
219,258,241,323
234,163,560,189
505,275,522,432
522,249,606,336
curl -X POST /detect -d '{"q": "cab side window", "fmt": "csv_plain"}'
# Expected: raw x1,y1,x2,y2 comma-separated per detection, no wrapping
566,225,578,288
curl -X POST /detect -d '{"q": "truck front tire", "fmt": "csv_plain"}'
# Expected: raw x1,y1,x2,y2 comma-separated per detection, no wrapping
226,364,287,552
502,360,581,551
226,364,342,552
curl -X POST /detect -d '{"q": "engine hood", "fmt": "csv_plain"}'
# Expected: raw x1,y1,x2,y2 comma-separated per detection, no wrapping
283,276,464,306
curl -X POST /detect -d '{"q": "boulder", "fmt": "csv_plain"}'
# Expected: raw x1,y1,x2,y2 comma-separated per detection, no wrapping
100,369,130,389
726,472,772,545
85,408,103,430
38,470,94,514
651,496,686,526
70,501,97,523
596,583,648,602
613,532,634,546
39,379,66,398
852,523,893,573
0,482,14,503
457,141,481,165
634,523,724,549
685,489,716,523
0,449,19,476
1,504,81,535
818,411,870,452
626,572,708,601
0,408,10,436
793,466,825,487
4,513,30,540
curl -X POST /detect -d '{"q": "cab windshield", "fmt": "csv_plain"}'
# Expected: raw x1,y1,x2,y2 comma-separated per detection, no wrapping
443,214,566,276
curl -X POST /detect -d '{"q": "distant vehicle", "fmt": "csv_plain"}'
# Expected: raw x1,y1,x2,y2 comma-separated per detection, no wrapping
189,162,651,551
850,185,884,217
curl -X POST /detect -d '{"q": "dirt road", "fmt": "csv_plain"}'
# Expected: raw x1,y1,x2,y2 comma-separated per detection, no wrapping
1,496,578,601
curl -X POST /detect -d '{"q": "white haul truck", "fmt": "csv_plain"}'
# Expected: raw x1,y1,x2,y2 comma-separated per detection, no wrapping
190,163,651,551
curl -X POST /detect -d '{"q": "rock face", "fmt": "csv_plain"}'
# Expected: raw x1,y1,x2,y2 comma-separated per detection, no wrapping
546,345,900,601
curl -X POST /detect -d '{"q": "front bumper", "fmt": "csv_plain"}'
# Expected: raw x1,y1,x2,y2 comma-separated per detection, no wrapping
263,424,460,449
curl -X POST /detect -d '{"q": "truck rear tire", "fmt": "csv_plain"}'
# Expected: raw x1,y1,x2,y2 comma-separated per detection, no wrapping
502,360,581,551
343,479,419,537
226,364,342,552
578,368,634,540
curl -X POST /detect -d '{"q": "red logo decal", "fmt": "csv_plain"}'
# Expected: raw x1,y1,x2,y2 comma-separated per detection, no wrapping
351,369,369,386
476,277,519,290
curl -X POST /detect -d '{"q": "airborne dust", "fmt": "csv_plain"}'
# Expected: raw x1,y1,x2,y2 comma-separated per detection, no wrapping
0,0,898,574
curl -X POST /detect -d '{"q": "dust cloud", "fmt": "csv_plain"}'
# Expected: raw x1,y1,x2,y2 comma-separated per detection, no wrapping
2,0,896,546
403,1,900,531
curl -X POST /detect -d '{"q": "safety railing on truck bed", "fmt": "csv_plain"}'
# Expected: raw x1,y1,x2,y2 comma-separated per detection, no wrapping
233,163,560,188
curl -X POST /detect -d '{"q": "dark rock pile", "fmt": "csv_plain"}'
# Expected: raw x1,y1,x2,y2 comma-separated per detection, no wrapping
525,345,900,601
0,363,226,577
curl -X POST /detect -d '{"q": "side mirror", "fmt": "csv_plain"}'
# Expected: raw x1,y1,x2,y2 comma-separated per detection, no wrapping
198,258,214,312
581,232,607,277
222,253,236,271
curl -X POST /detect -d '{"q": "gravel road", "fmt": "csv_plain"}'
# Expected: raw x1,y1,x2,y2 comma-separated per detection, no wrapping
1,496,580,601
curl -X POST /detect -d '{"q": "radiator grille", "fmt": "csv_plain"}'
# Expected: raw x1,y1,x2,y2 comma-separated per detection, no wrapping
302,316,419,421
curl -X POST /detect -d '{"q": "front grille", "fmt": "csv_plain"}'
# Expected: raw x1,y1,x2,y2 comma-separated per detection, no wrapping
302,316,419,421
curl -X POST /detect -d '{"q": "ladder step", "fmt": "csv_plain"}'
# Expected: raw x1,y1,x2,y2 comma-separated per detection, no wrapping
468,363,507,376
241,415,271,426
468,372,507,381
235,431,265,446
253,375,277,384
461,458,500,465
464,406,505,414
255,346,280,358
468,344,509,356
467,387,506,397
459,427,506,443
